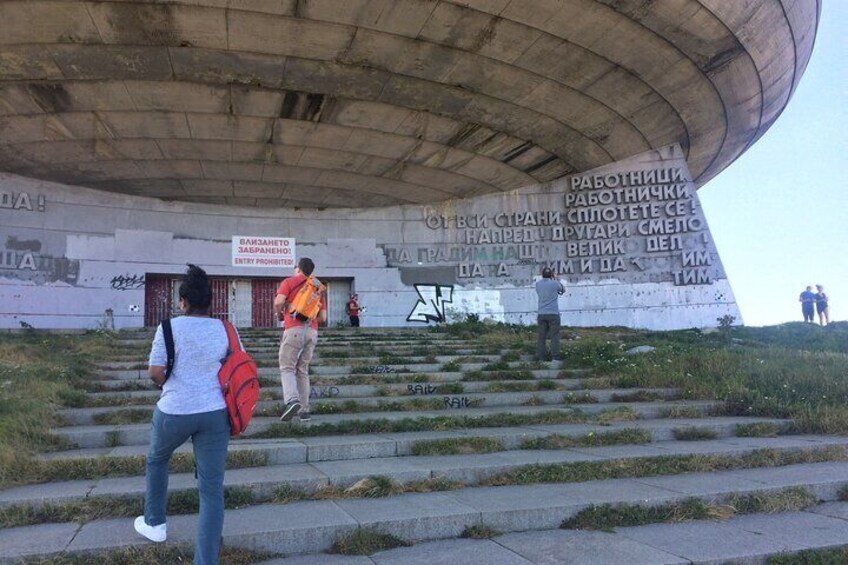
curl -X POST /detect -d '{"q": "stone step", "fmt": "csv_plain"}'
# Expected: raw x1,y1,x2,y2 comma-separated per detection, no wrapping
3,460,847,563
4,433,838,513
112,335,470,348
83,377,609,404
86,368,579,391
247,502,848,565
91,348,513,370
58,388,681,426
36,416,790,466
94,361,561,380
53,400,720,448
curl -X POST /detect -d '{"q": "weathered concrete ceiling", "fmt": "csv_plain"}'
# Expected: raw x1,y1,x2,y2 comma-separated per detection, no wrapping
0,0,820,208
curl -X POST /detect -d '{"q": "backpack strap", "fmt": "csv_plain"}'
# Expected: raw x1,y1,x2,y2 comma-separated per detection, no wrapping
221,319,241,353
161,318,175,385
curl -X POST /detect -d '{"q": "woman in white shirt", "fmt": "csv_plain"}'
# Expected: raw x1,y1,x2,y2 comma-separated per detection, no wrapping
134,264,234,565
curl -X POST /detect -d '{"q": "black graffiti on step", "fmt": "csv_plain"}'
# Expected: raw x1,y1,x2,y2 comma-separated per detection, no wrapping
408,383,437,395
310,386,340,399
444,396,475,409
361,365,395,374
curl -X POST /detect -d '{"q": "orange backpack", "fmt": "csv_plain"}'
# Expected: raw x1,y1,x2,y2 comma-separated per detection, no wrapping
218,320,260,437
287,276,326,322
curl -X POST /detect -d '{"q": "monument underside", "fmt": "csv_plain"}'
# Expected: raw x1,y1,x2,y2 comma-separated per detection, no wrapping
0,0,819,208
0,1,820,330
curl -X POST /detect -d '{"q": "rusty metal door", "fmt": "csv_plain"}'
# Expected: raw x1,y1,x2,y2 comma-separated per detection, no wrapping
144,276,172,327
252,278,279,328
210,278,230,321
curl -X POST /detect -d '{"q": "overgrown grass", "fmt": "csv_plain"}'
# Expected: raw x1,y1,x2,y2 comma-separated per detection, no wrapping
22,546,277,565
521,429,652,450
410,437,504,456
252,407,650,439
736,422,785,437
461,525,501,539
331,527,410,555
92,409,152,425
672,427,719,441
562,487,816,531
482,446,847,486
8,450,267,488
770,547,848,565
1,486,256,529
0,332,112,488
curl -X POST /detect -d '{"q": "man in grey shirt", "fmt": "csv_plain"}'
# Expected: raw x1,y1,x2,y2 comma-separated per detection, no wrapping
535,267,565,361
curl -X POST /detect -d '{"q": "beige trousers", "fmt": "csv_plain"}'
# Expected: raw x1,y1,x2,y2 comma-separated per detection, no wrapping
278,325,318,410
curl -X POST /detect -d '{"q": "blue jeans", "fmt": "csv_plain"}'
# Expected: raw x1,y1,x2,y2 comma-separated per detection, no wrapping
145,407,230,565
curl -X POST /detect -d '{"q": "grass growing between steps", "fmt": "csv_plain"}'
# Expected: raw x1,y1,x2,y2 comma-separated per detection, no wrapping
252,407,640,439
736,422,785,437
521,429,652,450
482,446,848,486
22,545,277,565
561,487,816,530
672,427,719,441
411,437,504,455
770,548,848,565
0,486,255,528
331,527,410,555
11,449,267,487
461,525,501,539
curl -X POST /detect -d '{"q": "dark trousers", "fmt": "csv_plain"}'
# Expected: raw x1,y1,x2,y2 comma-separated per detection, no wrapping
802,304,814,322
349,315,360,327
537,314,561,360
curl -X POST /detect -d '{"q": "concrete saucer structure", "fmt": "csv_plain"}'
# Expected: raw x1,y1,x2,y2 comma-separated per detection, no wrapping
0,1,820,329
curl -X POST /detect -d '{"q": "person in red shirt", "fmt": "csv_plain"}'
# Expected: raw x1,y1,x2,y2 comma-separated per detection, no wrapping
347,294,361,327
272,257,326,423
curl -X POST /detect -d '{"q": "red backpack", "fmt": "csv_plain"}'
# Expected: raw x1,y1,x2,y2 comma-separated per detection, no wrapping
160,319,260,436
218,320,260,436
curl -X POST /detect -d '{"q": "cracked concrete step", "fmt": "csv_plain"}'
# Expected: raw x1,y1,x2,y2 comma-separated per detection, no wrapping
57,388,682,426
3,462,847,563
35,416,792,466
5,430,827,510
250,502,848,565
52,400,720,448
93,361,562,380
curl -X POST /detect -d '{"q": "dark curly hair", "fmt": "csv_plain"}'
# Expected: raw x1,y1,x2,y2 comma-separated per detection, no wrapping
178,264,213,315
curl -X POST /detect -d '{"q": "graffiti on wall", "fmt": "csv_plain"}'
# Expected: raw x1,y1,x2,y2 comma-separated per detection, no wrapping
407,284,454,323
0,235,78,284
110,274,146,290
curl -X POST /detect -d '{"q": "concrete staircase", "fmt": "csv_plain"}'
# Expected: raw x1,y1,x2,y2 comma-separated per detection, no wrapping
2,328,847,564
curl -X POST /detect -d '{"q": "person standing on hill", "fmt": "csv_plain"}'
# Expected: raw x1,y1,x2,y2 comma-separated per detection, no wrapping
136,264,236,565
535,266,565,361
799,286,816,323
815,284,830,326
274,257,326,423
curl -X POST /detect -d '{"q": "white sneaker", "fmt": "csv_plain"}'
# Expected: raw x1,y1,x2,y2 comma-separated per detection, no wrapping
134,516,167,542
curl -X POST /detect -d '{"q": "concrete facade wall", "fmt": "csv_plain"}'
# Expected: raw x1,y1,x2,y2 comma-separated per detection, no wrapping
0,145,741,330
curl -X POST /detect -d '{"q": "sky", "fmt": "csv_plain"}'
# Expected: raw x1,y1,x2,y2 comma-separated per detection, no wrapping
697,2,847,327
